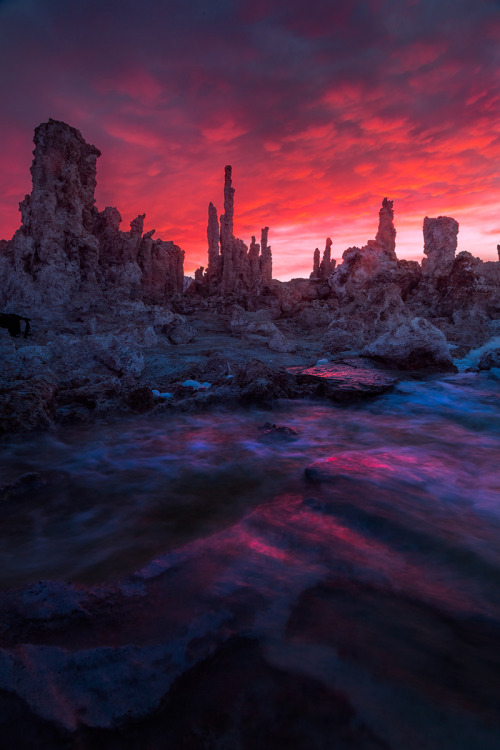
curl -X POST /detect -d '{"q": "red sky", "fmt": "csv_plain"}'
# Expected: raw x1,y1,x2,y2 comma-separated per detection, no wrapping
0,0,499,280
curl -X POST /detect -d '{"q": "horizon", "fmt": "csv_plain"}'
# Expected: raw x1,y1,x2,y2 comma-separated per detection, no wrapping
0,0,499,280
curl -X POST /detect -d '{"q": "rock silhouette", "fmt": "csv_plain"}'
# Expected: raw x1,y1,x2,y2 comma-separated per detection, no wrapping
0,119,184,312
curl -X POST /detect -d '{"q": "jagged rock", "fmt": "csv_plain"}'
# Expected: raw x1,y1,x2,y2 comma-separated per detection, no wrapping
260,226,272,286
199,166,273,297
422,216,459,278
44,326,155,379
230,308,276,336
312,247,320,277
96,344,145,377
323,282,409,353
362,317,455,371
247,320,279,336
235,359,295,403
265,280,303,316
310,238,336,281
375,198,397,259
0,119,184,313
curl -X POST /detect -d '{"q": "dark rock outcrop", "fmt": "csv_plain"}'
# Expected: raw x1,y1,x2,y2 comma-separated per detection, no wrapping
0,119,184,313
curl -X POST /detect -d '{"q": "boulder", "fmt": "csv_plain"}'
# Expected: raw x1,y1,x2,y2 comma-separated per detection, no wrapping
362,317,455,371
478,348,500,371
164,319,196,345
235,359,295,403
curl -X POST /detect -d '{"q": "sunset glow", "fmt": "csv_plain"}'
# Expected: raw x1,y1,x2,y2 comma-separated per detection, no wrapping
0,0,499,279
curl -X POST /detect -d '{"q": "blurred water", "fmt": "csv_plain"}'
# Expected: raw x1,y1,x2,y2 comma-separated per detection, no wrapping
2,370,500,747
0,370,499,594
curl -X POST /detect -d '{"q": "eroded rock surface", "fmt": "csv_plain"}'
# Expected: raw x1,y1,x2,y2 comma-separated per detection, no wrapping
0,119,184,312
362,317,455,371
195,166,273,297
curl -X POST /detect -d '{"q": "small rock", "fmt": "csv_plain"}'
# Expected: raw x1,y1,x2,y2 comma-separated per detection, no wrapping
268,332,296,353
258,423,298,441
123,385,154,412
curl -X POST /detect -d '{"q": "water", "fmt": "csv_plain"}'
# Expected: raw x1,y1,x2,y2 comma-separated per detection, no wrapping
1,370,500,746
1,371,499,593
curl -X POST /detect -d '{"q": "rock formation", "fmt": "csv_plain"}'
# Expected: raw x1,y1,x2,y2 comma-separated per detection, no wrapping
374,197,397,259
422,216,459,278
321,200,500,356
0,119,184,314
196,166,272,296
310,238,336,281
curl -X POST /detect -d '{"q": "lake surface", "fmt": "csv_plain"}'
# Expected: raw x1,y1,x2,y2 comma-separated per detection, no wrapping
1,370,500,747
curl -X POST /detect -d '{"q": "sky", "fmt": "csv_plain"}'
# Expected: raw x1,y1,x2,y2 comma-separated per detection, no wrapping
0,0,499,280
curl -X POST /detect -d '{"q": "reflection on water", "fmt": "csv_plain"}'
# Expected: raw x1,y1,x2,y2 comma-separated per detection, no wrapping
1,371,499,593
1,371,500,747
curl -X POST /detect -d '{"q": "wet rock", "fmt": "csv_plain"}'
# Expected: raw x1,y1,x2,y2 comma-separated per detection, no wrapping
0,379,58,434
191,354,236,384
54,404,93,424
122,384,155,412
287,360,396,401
478,348,500,371
236,359,295,403
258,423,298,441
0,473,45,502
362,317,455,371
56,377,119,417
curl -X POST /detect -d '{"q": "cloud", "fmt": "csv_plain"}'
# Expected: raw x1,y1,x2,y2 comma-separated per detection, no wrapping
0,0,499,276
